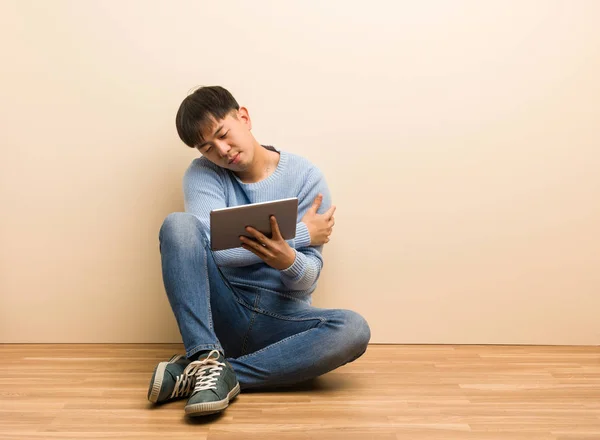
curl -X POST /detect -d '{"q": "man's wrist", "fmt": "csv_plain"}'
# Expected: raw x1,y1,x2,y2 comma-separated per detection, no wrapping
282,248,297,271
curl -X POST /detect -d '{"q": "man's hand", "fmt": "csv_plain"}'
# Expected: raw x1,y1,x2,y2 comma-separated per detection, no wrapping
240,216,296,270
301,193,336,246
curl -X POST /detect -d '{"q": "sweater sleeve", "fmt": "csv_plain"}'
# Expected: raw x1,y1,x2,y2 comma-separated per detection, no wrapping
183,161,259,267
279,166,332,291
183,160,313,268
280,246,324,291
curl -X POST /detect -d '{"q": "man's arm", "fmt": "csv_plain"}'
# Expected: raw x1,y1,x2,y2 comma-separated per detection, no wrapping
278,167,332,290
279,246,324,291
183,161,313,268
241,166,333,292
213,224,311,268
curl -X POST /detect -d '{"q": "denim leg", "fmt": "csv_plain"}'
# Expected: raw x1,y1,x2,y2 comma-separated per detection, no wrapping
226,289,371,390
160,211,371,387
159,212,253,359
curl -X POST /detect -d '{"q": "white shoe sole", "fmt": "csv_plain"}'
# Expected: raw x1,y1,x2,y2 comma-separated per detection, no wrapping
184,382,241,417
148,355,182,404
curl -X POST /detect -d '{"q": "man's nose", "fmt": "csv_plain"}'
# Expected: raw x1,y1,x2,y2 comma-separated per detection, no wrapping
214,140,231,157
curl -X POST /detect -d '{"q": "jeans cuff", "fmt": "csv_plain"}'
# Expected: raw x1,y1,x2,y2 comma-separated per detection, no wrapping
186,343,223,359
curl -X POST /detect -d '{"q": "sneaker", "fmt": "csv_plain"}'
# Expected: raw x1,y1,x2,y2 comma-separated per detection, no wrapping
183,349,240,417
147,354,195,404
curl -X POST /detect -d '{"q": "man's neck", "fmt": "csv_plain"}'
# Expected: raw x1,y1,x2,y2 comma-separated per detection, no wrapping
235,143,280,183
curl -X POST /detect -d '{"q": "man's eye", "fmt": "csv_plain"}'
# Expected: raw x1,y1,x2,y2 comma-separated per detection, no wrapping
205,146,212,153
219,131,228,139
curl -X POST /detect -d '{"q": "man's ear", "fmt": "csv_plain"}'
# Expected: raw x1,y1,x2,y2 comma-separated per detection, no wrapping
237,106,252,130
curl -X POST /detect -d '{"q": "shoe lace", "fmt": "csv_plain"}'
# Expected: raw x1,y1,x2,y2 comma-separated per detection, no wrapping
170,372,196,399
182,350,225,393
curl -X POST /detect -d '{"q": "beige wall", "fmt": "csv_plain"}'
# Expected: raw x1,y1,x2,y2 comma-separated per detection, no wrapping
1,0,599,344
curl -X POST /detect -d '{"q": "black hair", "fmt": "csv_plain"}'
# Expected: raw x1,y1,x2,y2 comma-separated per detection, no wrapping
175,86,240,148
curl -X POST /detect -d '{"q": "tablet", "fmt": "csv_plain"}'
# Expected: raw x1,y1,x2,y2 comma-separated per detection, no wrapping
209,197,298,251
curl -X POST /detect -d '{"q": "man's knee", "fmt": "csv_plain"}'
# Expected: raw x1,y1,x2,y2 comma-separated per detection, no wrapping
343,310,371,357
159,212,208,249
330,309,371,363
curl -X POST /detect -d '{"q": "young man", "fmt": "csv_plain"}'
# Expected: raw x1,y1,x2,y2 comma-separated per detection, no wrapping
148,86,371,417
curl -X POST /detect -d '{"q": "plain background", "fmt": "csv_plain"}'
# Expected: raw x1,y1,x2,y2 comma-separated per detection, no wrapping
1,0,598,345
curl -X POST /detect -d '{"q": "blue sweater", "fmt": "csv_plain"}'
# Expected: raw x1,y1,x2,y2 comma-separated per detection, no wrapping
183,146,332,300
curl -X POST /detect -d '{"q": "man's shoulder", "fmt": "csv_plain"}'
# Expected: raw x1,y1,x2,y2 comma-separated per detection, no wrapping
184,156,223,177
183,156,227,188
282,149,321,174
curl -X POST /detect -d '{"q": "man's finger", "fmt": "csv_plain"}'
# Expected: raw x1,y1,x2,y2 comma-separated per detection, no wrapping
325,205,336,218
245,226,268,245
270,215,283,240
242,243,266,259
241,242,258,255
240,236,268,255
309,193,323,214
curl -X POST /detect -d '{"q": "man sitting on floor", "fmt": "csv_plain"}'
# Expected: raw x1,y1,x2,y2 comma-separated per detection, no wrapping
147,85,371,417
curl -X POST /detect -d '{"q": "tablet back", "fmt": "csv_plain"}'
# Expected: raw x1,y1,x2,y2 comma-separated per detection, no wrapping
210,198,298,251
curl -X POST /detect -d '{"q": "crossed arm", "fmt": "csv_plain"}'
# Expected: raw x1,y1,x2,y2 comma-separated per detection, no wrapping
183,166,335,290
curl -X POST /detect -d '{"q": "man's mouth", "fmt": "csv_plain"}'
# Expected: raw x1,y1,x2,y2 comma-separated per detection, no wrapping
228,153,240,165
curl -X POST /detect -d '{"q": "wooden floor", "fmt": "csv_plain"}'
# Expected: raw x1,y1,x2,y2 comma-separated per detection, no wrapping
1,344,599,440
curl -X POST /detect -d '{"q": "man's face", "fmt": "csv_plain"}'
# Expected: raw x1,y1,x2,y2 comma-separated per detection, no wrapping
195,107,255,171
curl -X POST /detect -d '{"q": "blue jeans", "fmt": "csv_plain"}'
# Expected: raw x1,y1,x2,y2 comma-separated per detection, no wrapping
159,212,371,390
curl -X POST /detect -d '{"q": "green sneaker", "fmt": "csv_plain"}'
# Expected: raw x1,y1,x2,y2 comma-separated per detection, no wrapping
147,354,195,404
183,349,240,417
